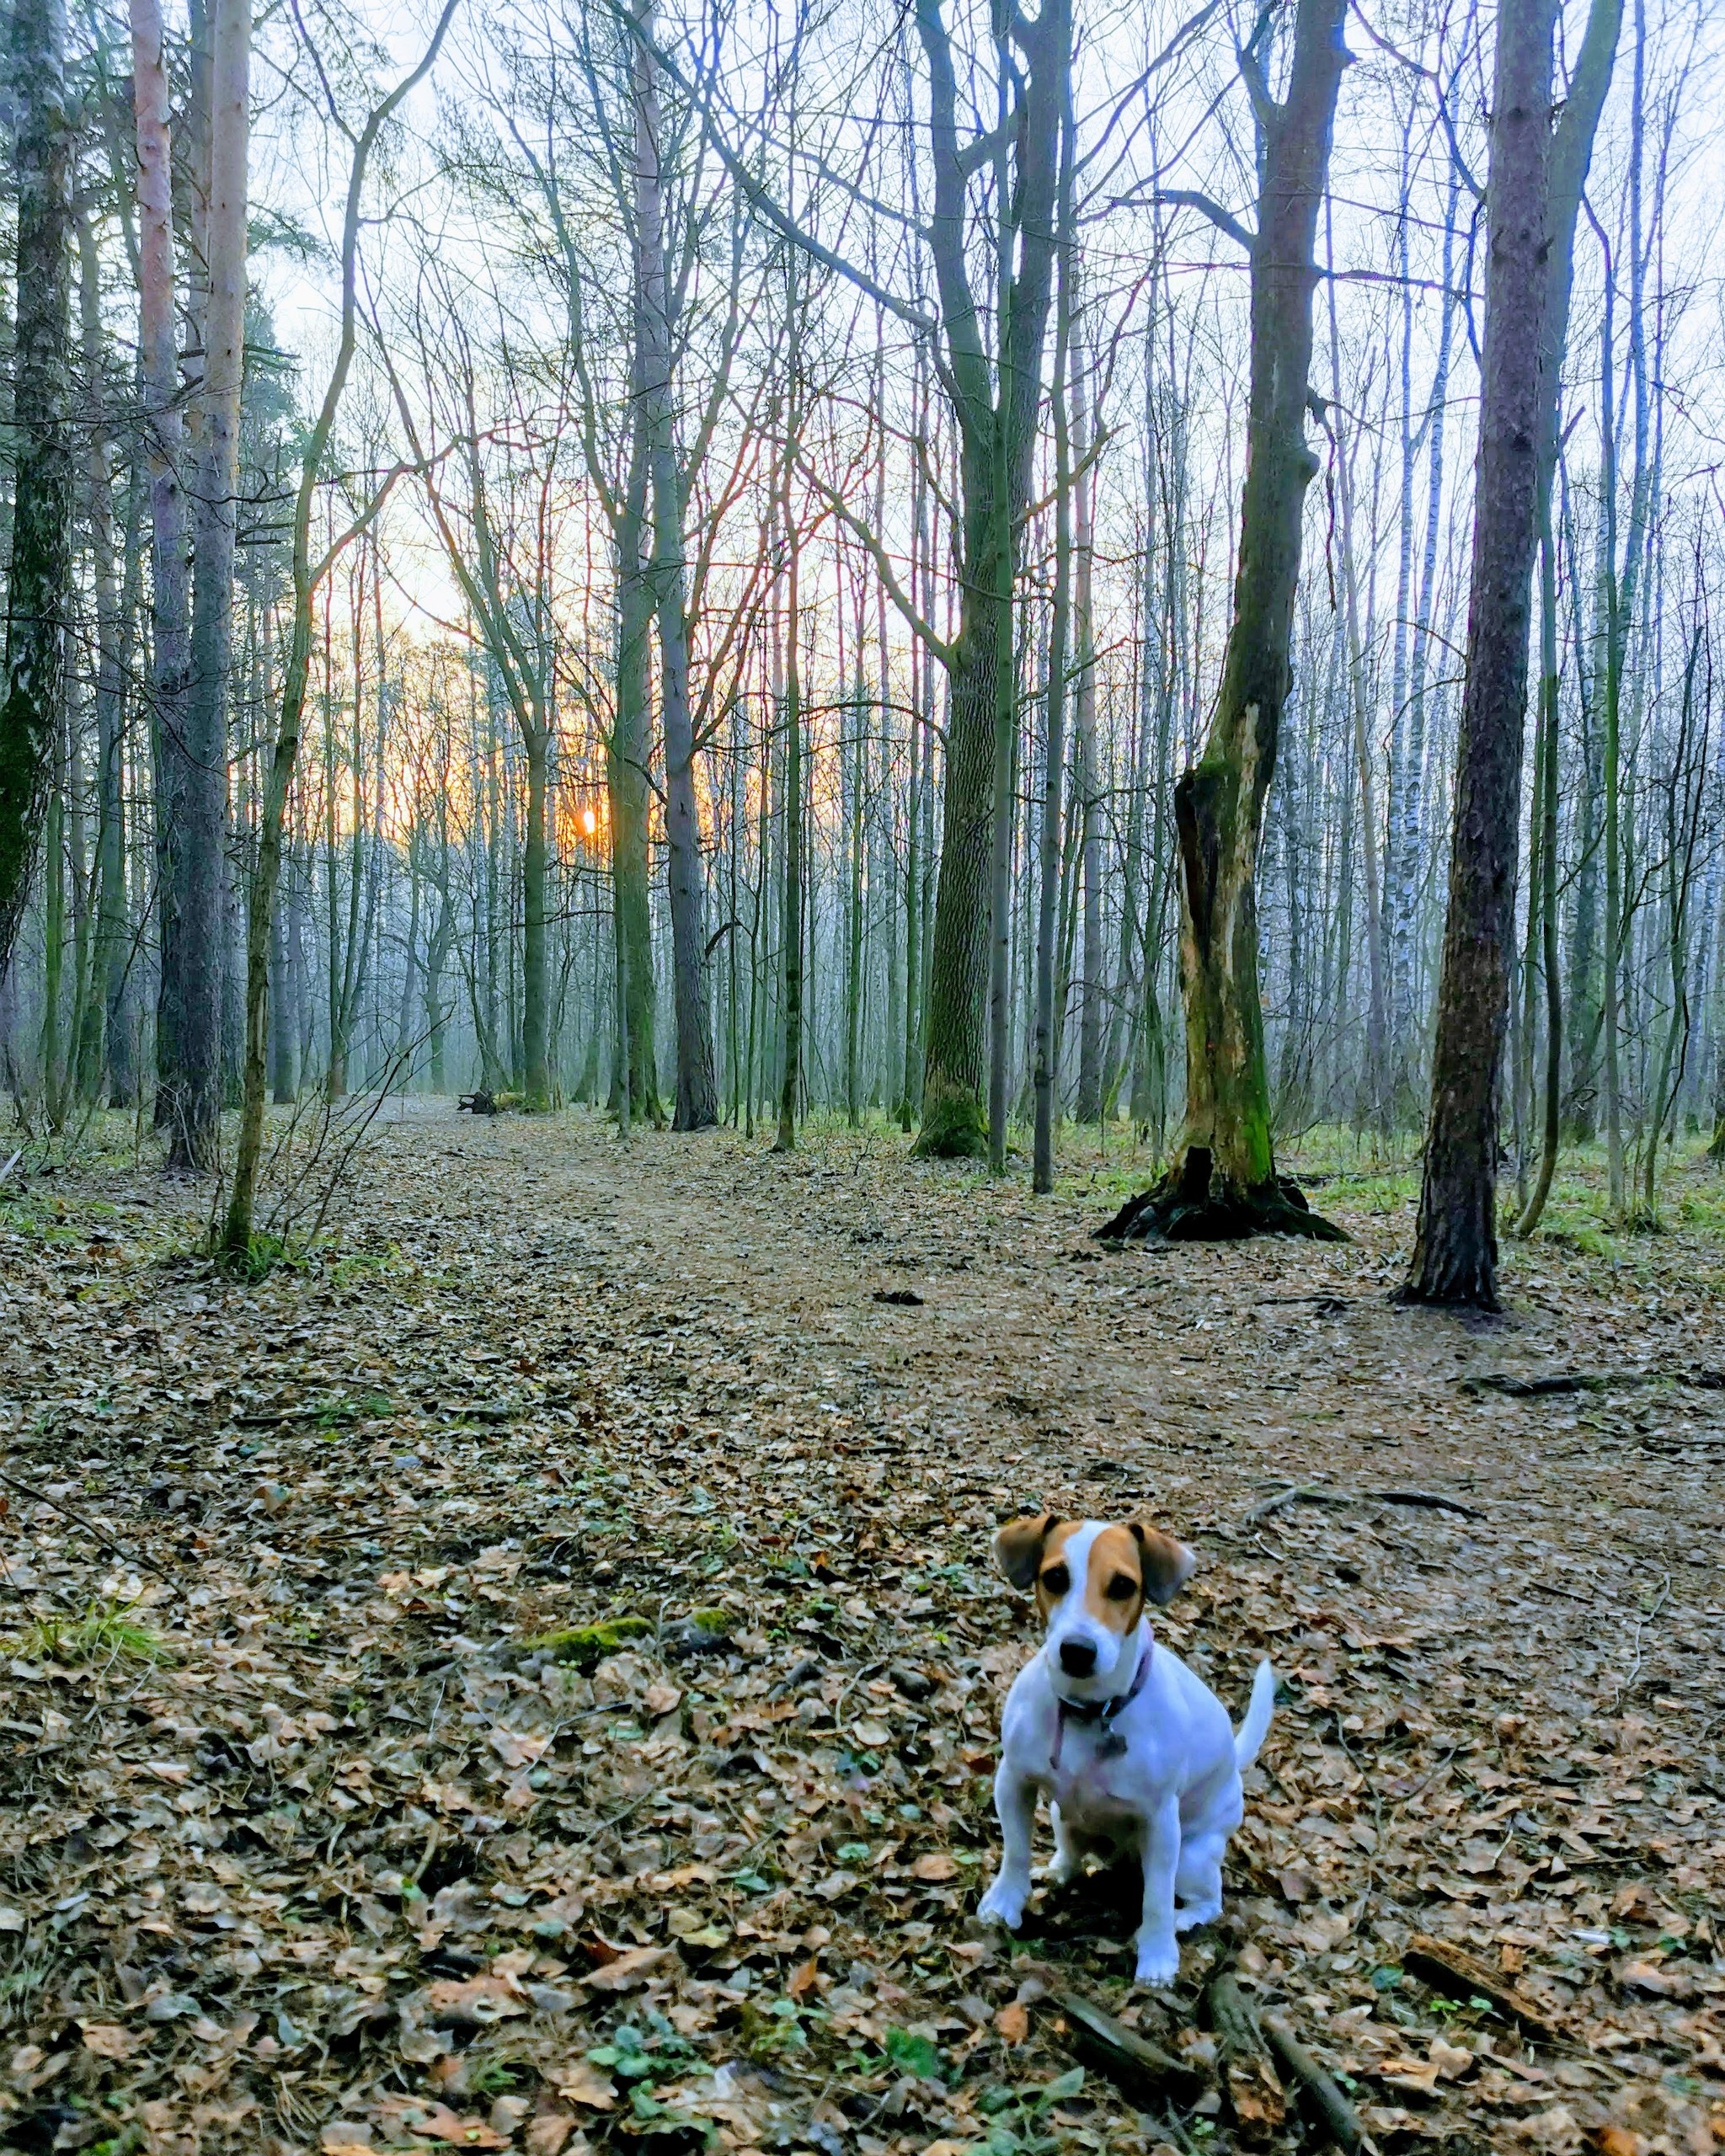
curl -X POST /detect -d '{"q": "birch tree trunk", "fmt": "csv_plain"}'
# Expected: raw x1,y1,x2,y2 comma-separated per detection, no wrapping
1399,0,1558,1309
0,0,73,983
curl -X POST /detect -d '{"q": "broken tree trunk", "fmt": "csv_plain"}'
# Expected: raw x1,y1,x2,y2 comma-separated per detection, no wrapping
1100,0,1346,1244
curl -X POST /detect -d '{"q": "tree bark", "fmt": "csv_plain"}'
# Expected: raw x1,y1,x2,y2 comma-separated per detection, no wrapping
163,0,247,1168
913,0,1069,1158
0,0,73,985
1103,0,1347,1244
1033,98,1077,1193
1398,0,1559,1309
633,0,717,1131
611,404,661,1122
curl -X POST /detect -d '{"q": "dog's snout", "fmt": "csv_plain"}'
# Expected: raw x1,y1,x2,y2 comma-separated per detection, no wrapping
1059,1639,1097,1678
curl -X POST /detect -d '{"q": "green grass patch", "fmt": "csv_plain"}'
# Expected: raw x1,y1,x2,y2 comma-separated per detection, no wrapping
518,1615,654,1668
23,1600,171,1667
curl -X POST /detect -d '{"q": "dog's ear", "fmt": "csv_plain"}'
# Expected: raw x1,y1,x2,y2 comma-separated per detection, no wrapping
995,1512,1060,1590
1128,1520,1197,1605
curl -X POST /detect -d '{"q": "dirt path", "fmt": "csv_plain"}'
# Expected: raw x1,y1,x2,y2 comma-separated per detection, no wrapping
0,1108,1719,2156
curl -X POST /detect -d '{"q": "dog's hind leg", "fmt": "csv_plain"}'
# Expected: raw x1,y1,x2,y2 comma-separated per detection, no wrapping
1174,1769,1241,1931
1173,1827,1226,1931
979,1768,1037,1929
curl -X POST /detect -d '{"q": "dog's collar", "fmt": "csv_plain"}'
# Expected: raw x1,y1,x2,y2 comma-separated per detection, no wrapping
1049,1637,1151,1770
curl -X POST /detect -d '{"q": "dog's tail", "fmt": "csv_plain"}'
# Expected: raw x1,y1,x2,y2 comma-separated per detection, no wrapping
1233,1658,1276,1770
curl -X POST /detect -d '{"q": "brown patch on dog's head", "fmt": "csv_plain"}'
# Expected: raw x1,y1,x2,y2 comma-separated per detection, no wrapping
1078,1522,1155,1635
1127,1518,1198,1604
994,1512,1063,1590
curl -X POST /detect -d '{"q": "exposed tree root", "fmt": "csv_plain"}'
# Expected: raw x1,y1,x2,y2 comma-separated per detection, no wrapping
1097,1146,1348,1244
911,1077,989,1161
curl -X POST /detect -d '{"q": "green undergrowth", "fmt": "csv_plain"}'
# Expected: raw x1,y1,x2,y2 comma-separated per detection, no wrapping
19,1600,171,1668
517,1614,654,1668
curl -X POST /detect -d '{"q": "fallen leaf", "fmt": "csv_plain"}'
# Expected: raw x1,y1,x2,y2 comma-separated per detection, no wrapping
414,2103,511,2148
581,1945,675,1992
553,2061,617,2111
423,1975,527,2025
80,2022,140,2061
911,1851,958,1881
1372,2056,1442,2095
995,2001,1029,2045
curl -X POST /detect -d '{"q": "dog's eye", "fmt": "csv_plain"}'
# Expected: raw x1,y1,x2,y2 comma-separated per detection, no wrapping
1040,1564,1071,1595
1104,1572,1139,1602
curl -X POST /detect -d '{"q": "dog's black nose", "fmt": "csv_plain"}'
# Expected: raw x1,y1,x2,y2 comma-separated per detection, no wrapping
1059,1640,1097,1678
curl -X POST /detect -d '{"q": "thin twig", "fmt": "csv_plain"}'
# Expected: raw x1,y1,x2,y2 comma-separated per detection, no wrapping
0,1465,178,1588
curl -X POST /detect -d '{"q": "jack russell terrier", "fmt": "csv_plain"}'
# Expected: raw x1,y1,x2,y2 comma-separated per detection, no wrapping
977,1513,1274,1987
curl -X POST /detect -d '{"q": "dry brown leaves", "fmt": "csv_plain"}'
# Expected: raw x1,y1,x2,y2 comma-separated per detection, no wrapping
0,1109,1720,2156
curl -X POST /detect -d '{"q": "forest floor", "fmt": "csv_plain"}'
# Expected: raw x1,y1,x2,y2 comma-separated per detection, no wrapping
0,1104,1722,2156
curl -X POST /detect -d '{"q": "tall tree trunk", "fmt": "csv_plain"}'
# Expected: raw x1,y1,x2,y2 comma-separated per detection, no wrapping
914,0,1070,1159
611,405,660,1123
1325,200,1390,1133
1103,0,1348,1244
1513,0,1621,1230
775,501,805,1153
167,0,248,1169
1073,346,1104,1127
633,0,716,1131
1033,120,1076,1195
1399,0,1558,1310
521,720,551,1106
77,200,129,1102
0,0,73,983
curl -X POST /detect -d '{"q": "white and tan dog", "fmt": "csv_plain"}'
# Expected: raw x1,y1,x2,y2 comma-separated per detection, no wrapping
977,1513,1274,1986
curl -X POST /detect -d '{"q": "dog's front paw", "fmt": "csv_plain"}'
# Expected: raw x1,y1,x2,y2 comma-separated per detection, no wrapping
1033,1854,1077,1887
1174,1897,1221,1934
1132,1936,1180,1987
978,1876,1028,1929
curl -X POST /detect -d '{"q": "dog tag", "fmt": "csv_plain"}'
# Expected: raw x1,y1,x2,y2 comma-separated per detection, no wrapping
1095,1728,1128,1761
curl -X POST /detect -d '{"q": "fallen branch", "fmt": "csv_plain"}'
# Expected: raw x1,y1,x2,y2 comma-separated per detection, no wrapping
1053,1988,1203,2105
1259,2014,1364,2153
1204,1972,1285,2144
1246,1484,1352,1524
0,1465,177,1588
1463,1370,1598,1396
1366,1489,1485,1520
1403,1932,1563,2044
1247,1484,1484,1524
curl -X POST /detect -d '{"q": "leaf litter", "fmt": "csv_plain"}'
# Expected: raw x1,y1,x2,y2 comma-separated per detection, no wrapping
0,1107,1720,2156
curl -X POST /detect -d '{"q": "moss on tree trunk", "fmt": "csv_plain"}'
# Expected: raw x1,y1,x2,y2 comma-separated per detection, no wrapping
1103,0,1347,1245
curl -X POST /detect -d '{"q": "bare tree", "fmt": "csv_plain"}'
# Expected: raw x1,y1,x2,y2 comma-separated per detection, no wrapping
0,0,74,982
1399,0,1560,1310
1103,0,1348,1243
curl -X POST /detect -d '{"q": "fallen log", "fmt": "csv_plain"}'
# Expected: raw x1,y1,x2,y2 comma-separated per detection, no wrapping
1366,1488,1485,1520
1260,2013,1364,2153
1404,1932,1563,2043
1051,1989,1203,2106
